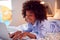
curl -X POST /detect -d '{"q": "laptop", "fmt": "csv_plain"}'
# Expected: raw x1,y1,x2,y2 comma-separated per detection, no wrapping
0,23,12,40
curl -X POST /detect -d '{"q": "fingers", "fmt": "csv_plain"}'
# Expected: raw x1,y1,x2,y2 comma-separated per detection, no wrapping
9,33,15,38
10,31,36,40
13,33,23,40
12,35,18,40
10,31,22,38
14,31,22,35
11,31,22,40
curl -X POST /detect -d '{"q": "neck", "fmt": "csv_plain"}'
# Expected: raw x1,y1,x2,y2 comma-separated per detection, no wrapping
31,20,36,25
31,22,35,25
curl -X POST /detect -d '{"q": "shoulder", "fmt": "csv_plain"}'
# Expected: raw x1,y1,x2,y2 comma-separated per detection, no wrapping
49,20,60,32
43,20,60,33
42,20,59,27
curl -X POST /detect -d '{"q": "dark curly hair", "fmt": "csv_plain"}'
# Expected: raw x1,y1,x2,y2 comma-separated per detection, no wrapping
22,1,47,22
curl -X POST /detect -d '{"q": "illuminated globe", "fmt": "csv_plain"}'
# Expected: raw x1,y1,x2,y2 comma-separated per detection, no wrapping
0,5,12,26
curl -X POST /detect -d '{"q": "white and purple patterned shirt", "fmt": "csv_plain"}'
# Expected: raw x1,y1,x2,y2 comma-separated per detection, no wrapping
17,20,60,39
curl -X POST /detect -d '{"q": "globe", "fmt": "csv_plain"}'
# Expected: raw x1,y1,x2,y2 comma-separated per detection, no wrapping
0,5,12,26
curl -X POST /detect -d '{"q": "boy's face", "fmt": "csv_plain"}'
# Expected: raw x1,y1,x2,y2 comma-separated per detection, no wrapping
25,10,36,24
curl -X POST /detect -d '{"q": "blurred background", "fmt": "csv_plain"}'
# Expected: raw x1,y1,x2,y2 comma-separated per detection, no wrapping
0,0,60,26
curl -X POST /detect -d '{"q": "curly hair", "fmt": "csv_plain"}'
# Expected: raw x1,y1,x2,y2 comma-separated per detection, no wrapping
22,1,47,22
